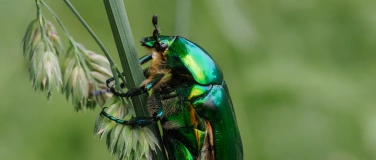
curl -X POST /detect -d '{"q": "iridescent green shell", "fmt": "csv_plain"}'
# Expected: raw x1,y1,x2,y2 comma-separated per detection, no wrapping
168,36,223,85
142,36,223,85
142,35,243,160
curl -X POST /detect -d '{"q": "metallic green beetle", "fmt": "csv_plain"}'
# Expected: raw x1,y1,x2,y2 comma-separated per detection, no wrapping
102,15,243,160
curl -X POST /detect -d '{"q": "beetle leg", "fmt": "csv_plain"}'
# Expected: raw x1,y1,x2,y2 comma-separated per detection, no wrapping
144,73,165,90
91,82,128,96
100,92,164,127
105,67,150,89
100,107,156,127
105,54,152,88
121,92,164,126
118,87,147,98
113,73,165,98
107,71,163,98
140,53,152,65
105,67,150,97
107,84,146,98
105,68,150,91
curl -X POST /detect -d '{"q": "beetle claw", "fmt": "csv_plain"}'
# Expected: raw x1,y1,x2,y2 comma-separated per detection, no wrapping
106,77,114,88
100,107,108,117
124,88,139,98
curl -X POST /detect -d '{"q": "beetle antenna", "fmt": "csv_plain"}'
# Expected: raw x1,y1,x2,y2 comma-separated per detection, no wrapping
151,14,167,52
152,14,158,29
152,14,160,37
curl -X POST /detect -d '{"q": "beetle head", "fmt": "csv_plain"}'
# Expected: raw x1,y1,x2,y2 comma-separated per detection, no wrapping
141,14,175,52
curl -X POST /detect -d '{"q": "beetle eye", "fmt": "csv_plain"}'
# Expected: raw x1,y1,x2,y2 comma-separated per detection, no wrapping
155,42,168,52
159,43,168,52
160,43,167,49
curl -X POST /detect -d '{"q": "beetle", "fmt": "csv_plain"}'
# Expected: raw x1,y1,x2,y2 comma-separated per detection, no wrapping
101,15,243,160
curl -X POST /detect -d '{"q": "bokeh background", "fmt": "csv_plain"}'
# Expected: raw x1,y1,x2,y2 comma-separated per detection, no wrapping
1,0,376,159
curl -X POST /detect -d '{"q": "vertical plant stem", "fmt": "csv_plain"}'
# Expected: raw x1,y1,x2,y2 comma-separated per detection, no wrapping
103,0,167,159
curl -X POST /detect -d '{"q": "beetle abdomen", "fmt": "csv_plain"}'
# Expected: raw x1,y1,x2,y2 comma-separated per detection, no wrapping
191,82,243,160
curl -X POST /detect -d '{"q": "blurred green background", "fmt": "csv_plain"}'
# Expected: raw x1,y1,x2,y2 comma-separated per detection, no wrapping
1,0,376,159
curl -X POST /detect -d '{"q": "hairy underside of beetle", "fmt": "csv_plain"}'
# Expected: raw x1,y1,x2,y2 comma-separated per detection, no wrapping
139,48,172,91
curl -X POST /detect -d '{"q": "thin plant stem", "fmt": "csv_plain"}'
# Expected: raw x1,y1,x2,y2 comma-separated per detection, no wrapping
103,0,167,159
40,0,73,41
39,0,96,87
63,0,126,88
